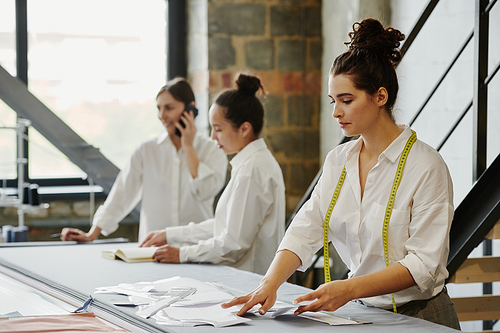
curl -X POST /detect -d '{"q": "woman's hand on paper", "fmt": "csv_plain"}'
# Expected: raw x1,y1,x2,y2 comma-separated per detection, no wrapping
221,280,278,316
291,280,352,315
222,250,301,316
140,230,167,247
291,264,416,315
153,245,180,263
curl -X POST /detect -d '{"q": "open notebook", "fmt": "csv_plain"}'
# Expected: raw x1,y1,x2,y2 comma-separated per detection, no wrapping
102,247,157,263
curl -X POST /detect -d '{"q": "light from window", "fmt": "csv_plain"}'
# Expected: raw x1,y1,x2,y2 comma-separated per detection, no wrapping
26,0,167,178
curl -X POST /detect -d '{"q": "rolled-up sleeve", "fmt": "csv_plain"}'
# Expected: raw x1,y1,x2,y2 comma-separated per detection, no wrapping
93,147,144,236
399,161,454,294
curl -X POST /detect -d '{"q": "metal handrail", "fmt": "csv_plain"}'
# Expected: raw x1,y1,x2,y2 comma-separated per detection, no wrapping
436,57,499,151
486,0,498,13
400,0,440,58
436,100,473,152
409,31,473,126
485,59,500,85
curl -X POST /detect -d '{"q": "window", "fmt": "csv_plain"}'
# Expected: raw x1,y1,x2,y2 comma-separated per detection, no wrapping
4,0,167,181
0,0,17,179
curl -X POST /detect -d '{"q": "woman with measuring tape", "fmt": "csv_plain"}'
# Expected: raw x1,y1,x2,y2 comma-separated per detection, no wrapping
222,18,460,329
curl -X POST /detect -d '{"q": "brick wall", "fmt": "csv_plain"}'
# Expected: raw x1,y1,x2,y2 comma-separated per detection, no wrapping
189,0,323,216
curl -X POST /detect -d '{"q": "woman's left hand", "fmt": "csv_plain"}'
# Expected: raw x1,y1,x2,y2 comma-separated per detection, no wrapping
139,230,167,248
177,110,196,148
292,280,353,315
153,245,180,263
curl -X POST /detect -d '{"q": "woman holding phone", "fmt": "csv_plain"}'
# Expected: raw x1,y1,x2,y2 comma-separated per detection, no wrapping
62,77,228,242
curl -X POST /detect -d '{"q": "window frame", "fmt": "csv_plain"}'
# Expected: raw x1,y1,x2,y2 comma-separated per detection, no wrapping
5,0,186,201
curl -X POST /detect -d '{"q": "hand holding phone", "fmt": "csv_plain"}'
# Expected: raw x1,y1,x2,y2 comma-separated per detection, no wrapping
175,104,198,137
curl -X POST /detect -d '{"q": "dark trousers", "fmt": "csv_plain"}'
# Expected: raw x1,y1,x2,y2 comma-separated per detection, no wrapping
394,287,461,330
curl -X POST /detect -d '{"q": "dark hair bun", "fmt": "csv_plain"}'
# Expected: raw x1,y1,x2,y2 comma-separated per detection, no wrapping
235,73,264,96
346,18,405,67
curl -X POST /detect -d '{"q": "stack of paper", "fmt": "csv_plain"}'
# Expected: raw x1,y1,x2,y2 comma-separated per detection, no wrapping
96,276,370,328
96,276,250,328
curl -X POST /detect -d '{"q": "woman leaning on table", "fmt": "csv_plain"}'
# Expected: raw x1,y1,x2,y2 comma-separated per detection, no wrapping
61,78,228,243
222,18,460,330
140,73,286,276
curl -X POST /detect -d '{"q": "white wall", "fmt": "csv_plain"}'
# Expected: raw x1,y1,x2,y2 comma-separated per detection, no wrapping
320,0,391,162
320,0,357,162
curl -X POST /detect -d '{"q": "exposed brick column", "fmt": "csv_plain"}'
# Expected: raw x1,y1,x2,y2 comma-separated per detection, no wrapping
188,0,322,216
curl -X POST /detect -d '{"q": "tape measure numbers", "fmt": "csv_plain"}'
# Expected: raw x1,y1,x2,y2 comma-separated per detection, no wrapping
323,130,417,313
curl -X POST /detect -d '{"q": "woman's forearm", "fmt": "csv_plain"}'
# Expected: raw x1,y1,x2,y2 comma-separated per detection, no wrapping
184,145,200,179
261,249,302,288
347,263,416,300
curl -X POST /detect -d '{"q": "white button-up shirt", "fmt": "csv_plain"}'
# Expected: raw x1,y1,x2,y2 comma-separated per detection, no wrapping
166,138,286,275
279,126,454,308
93,132,228,241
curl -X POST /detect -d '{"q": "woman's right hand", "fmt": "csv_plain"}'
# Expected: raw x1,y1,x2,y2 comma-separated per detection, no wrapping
139,230,167,247
60,228,94,242
221,280,279,316
222,250,301,316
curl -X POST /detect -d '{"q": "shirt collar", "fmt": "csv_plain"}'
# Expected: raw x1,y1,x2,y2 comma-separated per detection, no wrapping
156,131,170,145
344,125,413,164
380,125,413,163
230,138,267,170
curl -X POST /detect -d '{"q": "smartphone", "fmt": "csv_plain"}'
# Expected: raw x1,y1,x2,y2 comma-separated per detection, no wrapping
175,104,199,137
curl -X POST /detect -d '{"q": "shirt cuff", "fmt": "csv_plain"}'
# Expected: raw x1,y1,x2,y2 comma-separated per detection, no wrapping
188,162,218,199
166,226,188,244
92,207,119,237
198,162,213,180
399,253,435,293
179,246,189,263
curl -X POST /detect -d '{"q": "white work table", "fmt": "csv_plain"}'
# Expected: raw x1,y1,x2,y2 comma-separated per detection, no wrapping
0,242,460,332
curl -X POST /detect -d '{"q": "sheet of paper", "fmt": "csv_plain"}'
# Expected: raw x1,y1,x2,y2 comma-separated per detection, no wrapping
272,305,370,325
95,282,154,297
0,274,68,317
159,303,250,328
136,297,177,318
148,277,234,305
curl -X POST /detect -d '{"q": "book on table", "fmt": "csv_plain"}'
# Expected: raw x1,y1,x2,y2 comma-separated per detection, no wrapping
102,247,157,263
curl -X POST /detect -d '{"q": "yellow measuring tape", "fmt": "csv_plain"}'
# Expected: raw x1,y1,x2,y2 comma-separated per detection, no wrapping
323,130,417,313
323,166,346,285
